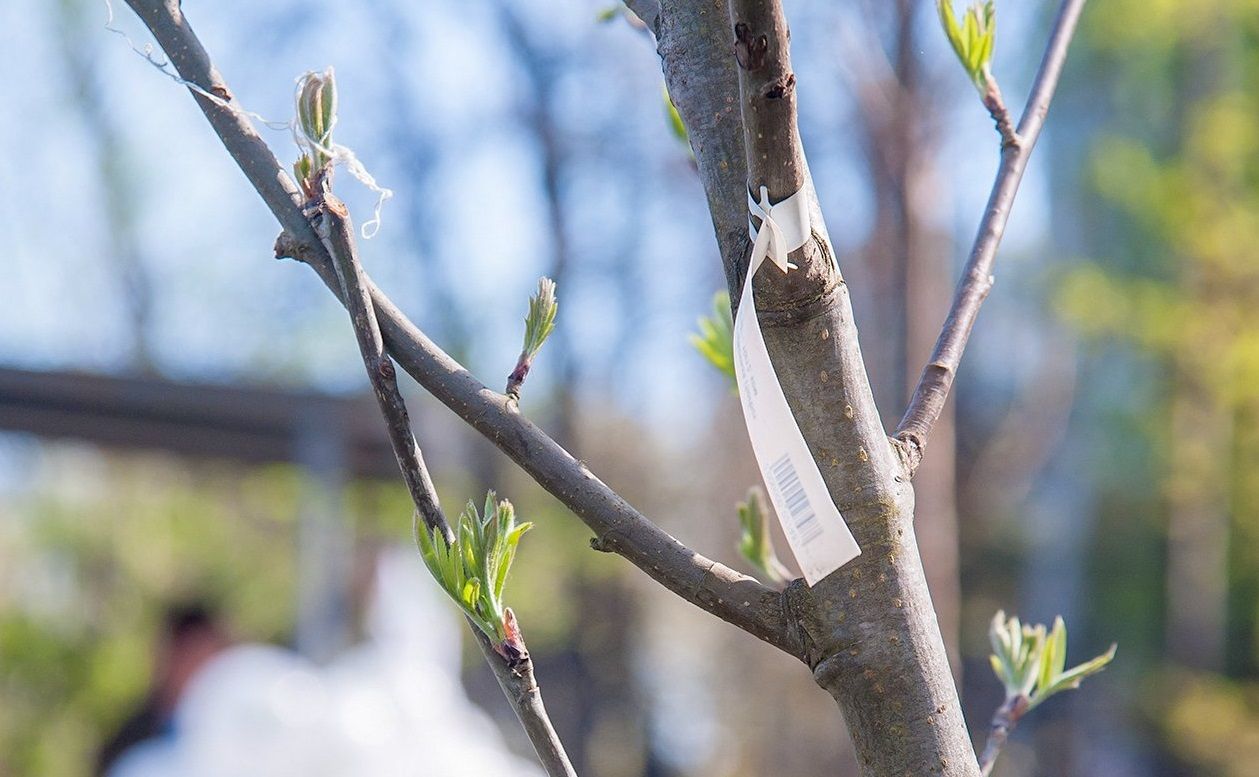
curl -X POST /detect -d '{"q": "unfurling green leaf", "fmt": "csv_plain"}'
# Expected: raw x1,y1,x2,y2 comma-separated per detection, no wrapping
937,0,996,93
690,291,736,389
736,487,791,585
413,492,533,643
987,610,1117,713
522,277,559,359
294,67,339,179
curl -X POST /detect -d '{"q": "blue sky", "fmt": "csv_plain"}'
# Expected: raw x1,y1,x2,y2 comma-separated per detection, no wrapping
0,0,1058,443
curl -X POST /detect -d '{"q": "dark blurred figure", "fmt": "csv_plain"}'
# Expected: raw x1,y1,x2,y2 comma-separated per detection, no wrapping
94,602,231,777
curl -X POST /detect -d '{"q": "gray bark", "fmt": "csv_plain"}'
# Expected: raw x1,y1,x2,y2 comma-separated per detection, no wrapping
655,0,978,772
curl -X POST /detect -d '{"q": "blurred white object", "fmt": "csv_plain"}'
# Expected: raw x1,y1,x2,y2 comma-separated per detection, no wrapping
109,547,543,777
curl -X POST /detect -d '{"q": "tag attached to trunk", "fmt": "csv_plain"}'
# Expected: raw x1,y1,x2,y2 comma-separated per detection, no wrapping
733,186,861,585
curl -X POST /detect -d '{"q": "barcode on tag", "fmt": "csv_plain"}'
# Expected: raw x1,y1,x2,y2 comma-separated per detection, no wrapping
732,215,861,585
768,454,823,545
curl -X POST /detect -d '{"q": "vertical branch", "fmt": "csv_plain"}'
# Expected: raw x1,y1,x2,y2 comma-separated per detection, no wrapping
846,2,963,676
724,1,979,775
494,4,578,443
471,627,576,776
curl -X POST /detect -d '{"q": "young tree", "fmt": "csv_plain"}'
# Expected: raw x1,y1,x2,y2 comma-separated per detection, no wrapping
118,0,1109,774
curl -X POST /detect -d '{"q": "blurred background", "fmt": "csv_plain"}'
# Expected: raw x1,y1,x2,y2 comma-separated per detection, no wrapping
0,0,1252,775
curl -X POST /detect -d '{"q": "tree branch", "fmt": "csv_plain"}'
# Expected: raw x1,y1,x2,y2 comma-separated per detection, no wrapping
895,0,1087,473
471,626,576,777
977,694,1028,776
718,2,982,774
654,0,752,294
727,0,835,308
121,0,797,659
309,190,576,777
310,192,447,539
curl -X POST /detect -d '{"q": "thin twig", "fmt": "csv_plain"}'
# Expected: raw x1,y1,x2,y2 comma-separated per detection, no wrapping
310,188,577,777
471,623,575,777
505,351,532,400
981,74,1018,149
120,0,796,658
977,694,1029,776
311,190,448,538
895,0,1087,473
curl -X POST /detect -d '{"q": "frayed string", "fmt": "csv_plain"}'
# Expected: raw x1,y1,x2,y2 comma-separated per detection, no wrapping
294,71,393,240
104,0,290,131
104,0,391,238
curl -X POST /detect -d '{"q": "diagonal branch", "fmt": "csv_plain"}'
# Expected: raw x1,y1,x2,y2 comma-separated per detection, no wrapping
310,193,447,539
121,0,797,659
977,695,1028,777
309,190,575,777
895,0,1088,473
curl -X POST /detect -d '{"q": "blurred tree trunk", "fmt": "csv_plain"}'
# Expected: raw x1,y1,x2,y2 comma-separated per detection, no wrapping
1165,370,1230,670
854,1,961,676
56,0,155,371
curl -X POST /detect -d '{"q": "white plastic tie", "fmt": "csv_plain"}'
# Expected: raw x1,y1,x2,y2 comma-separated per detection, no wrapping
747,185,810,274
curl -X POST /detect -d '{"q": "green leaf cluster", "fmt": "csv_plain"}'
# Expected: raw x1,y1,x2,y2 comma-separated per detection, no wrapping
937,0,996,93
989,611,1116,711
522,277,558,359
415,493,533,643
737,488,790,585
690,291,736,389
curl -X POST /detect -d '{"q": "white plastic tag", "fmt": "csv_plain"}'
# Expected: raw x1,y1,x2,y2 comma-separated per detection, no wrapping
735,186,861,585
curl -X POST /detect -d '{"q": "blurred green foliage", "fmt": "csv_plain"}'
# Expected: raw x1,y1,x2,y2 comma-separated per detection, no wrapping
690,291,736,390
1158,670,1259,775
0,451,599,777
1055,2,1259,772
0,456,302,776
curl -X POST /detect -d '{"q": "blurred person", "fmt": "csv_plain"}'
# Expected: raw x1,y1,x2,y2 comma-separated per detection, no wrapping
95,602,232,777
95,549,542,777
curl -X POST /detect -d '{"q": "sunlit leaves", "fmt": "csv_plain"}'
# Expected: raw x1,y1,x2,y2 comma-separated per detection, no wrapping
415,492,533,643
523,277,558,361
690,291,736,389
988,611,1116,711
937,0,996,93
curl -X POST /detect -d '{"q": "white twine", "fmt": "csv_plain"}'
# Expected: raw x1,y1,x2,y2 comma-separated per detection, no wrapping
103,0,392,239
292,70,394,239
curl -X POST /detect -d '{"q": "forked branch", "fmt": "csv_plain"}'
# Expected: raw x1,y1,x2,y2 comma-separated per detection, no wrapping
120,0,796,658
896,0,1088,473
